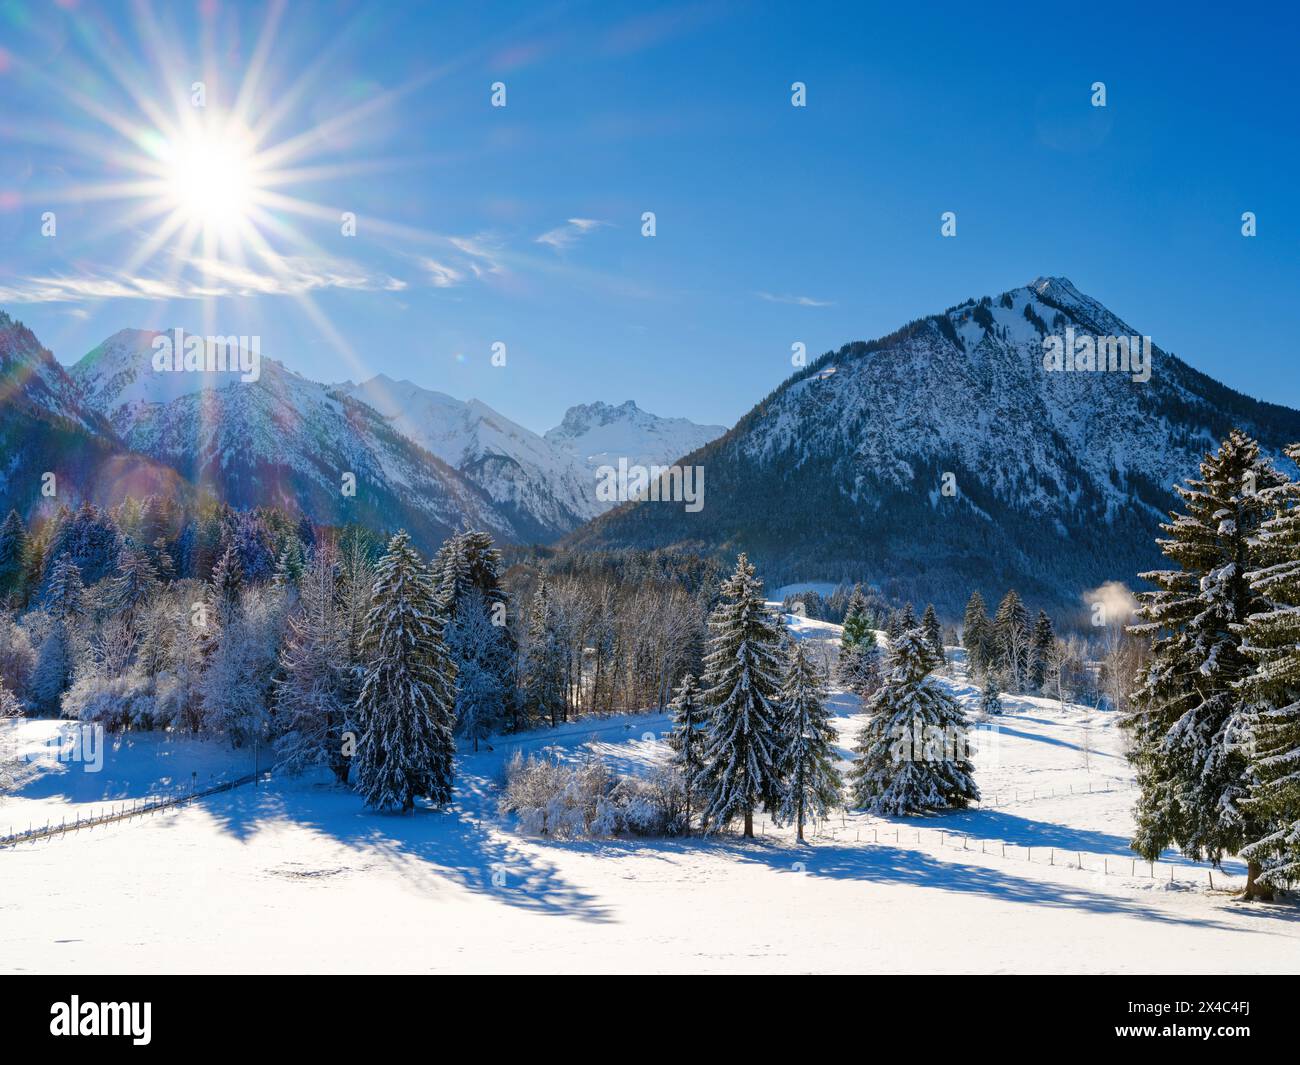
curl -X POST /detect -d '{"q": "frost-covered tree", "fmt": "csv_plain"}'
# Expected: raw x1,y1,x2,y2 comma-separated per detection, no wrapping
849,629,979,815
0,510,28,601
522,577,566,728
695,553,784,837
979,675,1004,717
44,501,120,588
1125,429,1279,899
353,531,457,812
444,588,511,750
275,544,351,782
108,546,158,626
841,592,872,649
776,638,842,842
1029,609,1055,691
666,672,703,832
200,586,283,747
0,678,22,717
962,591,991,678
211,543,243,615
1237,442,1300,891
993,590,1031,692
31,554,85,714
836,628,881,698
921,604,944,668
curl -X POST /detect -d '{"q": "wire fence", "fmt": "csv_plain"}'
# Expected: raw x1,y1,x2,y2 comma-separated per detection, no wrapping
0,769,271,850
744,809,1246,892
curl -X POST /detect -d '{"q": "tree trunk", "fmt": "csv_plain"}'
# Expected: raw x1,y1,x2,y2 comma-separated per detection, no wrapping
797,810,805,844
1242,859,1274,902
743,809,753,838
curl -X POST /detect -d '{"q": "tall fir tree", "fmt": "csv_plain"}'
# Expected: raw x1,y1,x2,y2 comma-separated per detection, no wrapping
353,531,458,812
992,589,1031,691
275,543,352,783
1029,609,1055,691
776,638,843,842
667,672,704,832
1125,429,1278,898
1237,442,1300,891
522,576,566,727
961,590,991,677
696,553,784,837
0,510,28,601
849,630,979,814
921,604,944,668
33,553,85,714
841,586,870,646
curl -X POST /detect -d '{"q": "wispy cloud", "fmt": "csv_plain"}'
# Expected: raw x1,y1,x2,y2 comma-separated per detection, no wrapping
448,233,508,277
416,257,464,288
0,254,406,304
536,217,608,252
757,291,835,308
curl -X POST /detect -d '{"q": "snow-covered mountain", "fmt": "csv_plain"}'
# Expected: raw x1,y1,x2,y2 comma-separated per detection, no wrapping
340,380,727,538
567,277,1300,613
338,375,596,541
0,313,182,514
70,330,517,549
544,399,726,485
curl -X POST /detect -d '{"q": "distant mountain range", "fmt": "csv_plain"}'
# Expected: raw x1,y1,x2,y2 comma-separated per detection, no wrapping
0,311,724,550
7,276,1297,614
566,277,1300,613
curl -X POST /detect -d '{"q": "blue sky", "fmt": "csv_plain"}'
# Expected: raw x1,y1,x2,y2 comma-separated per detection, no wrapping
1,0,1296,433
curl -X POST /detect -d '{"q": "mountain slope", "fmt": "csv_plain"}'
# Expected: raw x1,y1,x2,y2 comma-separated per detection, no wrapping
565,277,1300,613
340,379,727,539
0,313,184,516
71,331,518,550
338,374,595,541
544,400,726,485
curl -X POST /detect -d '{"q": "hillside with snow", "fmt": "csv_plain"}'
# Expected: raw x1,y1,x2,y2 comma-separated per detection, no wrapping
567,278,1300,612
3,615,1290,975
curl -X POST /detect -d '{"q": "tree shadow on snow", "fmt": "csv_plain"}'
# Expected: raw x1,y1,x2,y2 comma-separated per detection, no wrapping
189,776,614,924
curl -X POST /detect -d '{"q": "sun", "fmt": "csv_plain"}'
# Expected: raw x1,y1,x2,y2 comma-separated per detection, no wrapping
161,121,260,234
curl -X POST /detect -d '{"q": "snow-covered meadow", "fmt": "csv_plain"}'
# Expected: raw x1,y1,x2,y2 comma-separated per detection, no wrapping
2,612,1296,974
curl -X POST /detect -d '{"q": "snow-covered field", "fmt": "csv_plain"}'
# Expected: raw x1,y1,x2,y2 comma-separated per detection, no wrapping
2,614,1296,974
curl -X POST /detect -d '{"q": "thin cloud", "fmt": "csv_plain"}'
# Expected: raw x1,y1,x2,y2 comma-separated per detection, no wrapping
0,254,407,304
536,217,608,252
757,291,835,308
416,257,464,288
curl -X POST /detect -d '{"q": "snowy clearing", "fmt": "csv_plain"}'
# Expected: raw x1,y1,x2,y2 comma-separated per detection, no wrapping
2,627,1297,974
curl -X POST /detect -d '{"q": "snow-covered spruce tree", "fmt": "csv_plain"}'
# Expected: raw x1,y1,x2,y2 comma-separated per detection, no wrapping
1125,429,1279,899
108,546,159,627
353,531,457,812
444,588,511,750
0,677,22,717
0,509,28,601
1029,609,1055,692
841,595,872,649
666,672,704,832
836,626,881,698
210,543,243,618
522,576,566,728
961,591,991,677
992,589,1031,692
776,638,843,842
979,675,1004,717
275,543,352,782
849,629,979,815
1237,442,1300,891
31,553,85,714
695,553,784,837
922,604,944,668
